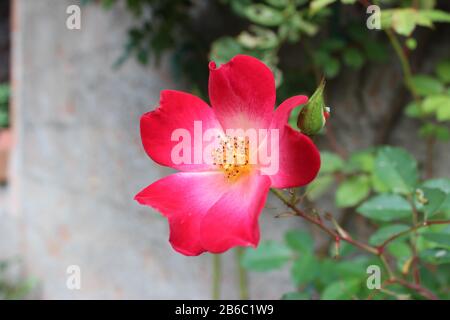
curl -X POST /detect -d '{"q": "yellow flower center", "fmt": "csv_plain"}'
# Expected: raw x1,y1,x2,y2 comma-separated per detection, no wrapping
212,135,252,181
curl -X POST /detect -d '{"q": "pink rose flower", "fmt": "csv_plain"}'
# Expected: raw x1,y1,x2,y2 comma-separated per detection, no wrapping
135,55,320,255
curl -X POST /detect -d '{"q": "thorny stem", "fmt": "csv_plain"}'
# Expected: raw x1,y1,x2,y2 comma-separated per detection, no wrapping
271,188,450,300
377,220,450,250
386,278,438,300
406,195,421,284
236,247,249,300
379,254,395,280
271,189,378,255
212,254,222,300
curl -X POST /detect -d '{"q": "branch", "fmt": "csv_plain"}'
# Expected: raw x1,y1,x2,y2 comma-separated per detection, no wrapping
212,254,221,299
271,189,447,300
378,220,450,250
387,278,438,300
271,189,378,254
385,29,419,101
235,247,249,299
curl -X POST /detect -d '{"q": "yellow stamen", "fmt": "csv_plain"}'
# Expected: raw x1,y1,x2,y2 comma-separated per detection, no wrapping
212,135,251,181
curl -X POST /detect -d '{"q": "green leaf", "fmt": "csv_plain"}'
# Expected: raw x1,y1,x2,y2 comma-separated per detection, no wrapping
357,194,412,221
392,9,418,36
264,0,290,8
410,75,444,96
0,99,9,124
347,150,375,173
321,279,360,300
291,254,318,285
336,175,371,208
422,178,450,193
0,111,8,128
371,173,390,193
343,47,365,69
436,60,450,84
419,123,450,142
436,99,450,121
422,179,450,217
416,187,448,218
243,4,284,27
310,0,336,15
420,248,450,265
420,94,450,121
306,174,334,201
241,241,291,271
406,38,417,50
0,83,10,105
389,243,413,272
292,14,319,36
368,224,410,246
363,40,388,63
323,57,340,78
387,241,412,259
294,0,309,5
335,257,370,278
237,26,279,50
422,94,450,114
209,37,243,66
415,10,434,28
405,101,425,118
374,146,418,195
229,0,253,16
284,230,314,253
320,38,346,51
320,151,344,173
420,9,450,23
422,232,450,247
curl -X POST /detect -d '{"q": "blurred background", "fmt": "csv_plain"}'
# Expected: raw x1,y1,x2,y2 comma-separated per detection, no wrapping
0,0,449,299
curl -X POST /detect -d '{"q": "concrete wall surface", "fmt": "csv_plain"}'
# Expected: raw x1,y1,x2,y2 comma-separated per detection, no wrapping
3,0,297,299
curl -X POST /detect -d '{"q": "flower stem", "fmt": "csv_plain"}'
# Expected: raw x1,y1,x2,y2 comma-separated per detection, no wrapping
271,188,446,300
212,254,222,300
379,254,395,281
385,29,418,100
378,220,450,250
387,278,438,300
236,247,249,300
270,189,378,255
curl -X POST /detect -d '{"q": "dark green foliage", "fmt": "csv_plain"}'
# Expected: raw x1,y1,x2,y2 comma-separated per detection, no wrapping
0,83,9,128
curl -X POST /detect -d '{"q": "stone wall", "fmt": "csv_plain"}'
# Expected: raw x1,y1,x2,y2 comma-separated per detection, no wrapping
4,0,298,299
